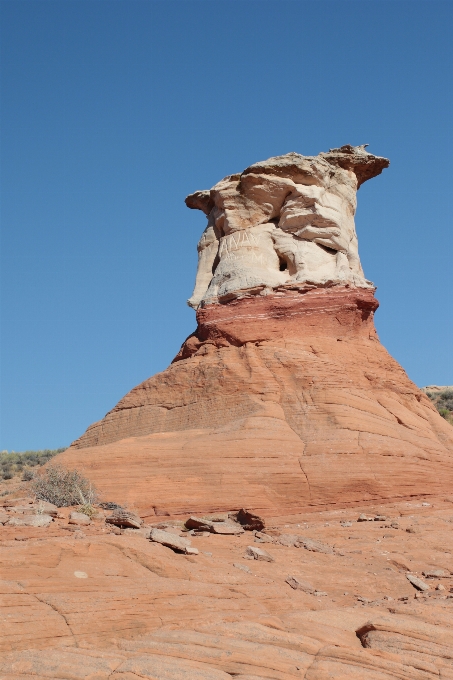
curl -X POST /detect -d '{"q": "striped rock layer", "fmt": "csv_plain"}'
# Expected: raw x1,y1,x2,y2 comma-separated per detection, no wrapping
59,285,453,517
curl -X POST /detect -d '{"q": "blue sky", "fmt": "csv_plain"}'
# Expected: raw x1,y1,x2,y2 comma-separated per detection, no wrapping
1,0,452,451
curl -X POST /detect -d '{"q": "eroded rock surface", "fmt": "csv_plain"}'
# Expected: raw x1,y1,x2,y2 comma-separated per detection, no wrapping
1,497,453,679
186,145,389,308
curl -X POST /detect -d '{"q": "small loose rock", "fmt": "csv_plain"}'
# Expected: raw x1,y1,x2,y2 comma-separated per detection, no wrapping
244,545,274,562
69,512,91,526
285,576,314,593
406,573,430,591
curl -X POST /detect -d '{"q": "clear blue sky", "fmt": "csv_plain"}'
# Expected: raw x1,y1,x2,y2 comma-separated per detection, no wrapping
1,0,452,451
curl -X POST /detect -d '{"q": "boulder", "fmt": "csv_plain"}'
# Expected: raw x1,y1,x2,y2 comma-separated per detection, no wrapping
150,528,195,554
185,516,214,531
106,509,143,529
6,514,53,528
185,516,244,534
68,512,92,525
236,509,265,531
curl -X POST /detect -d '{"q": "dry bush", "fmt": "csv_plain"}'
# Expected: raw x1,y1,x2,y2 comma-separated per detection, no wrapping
31,464,98,507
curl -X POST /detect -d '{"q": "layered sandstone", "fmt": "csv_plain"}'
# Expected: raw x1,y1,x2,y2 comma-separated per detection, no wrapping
2,493,453,679
61,285,453,516
57,145,453,514
3,145,453,679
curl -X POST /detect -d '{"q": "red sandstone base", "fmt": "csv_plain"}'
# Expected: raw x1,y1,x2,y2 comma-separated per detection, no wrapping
59,287,453,516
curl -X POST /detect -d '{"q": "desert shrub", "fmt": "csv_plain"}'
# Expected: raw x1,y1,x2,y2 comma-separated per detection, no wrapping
2,471,13,480
22,469,35,481
425,389,453,426
438,390,453,412
31,464,98,507
0,448,66,480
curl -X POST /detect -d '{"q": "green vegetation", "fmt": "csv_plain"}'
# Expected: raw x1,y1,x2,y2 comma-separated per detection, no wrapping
426,389,453,426
0,448,66,481
31,464,98,507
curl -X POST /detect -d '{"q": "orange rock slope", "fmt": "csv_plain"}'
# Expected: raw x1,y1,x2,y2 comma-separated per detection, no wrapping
59,285,453,517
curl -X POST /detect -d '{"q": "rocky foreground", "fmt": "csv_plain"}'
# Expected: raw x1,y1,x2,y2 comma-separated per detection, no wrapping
2,493,453,679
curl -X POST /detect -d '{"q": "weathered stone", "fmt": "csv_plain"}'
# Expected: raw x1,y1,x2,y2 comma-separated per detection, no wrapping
211,522,244,535
106,509,143,529
245,545,274,562
185,546,199,555
185,516,243,534
150,528,193,554
123,527,152,538
254,531,274,544
185,516,214,531
236,509,265,531
298,537,334,554
57,148,453,521
6,514,52,528
422,569,447,578
406,573,430,591
277,534,299,547
358,514,374,522
0,512,9,524
186,146,389,309
234,562,252,574
285,576,314,593
68,512,91,525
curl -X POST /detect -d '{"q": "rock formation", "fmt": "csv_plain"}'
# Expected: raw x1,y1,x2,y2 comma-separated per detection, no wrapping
58,145,453,517
2,146,453,679
186,145,388,308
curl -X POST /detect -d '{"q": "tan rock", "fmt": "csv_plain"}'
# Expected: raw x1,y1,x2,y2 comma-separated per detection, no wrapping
6,514,52,528
186,146,389,308
285,576,314,593
185,516,214,531
210,522,244,535
406,573,430,591
150,527,193,553
106,508,143,529
245,545,274,562
68,511,91,525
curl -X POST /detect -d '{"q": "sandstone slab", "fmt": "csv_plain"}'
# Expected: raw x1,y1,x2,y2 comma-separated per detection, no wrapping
6,514,53,528
150,528,193,553
245,545,274,562
68,511,91,525
106,509,143,529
